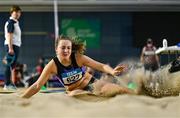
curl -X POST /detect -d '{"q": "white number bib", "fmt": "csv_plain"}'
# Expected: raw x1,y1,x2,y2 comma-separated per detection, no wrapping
61,68,83,85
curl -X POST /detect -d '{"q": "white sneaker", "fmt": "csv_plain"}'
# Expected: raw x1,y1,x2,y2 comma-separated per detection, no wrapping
3,84,17,91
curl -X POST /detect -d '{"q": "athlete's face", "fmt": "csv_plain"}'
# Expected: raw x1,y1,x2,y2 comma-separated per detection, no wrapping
56,40,72,60
11,10,21,20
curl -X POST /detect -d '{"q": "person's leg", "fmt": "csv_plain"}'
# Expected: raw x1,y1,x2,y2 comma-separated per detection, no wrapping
4,45,11,86
67,89,91,97
99,83,134,97
4,65,11,86
4,45,19,90
93,80,134,97
11,45,19,85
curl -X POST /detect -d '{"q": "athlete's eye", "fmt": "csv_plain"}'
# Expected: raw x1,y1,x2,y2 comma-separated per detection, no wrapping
60,46,65,50
60,46,71,50
67,46,71,50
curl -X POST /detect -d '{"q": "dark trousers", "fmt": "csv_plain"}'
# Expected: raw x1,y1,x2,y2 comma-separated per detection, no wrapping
4,45,20,86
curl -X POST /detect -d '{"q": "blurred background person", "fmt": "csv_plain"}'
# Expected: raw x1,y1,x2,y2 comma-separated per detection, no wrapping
26,57,45,87
140,38,160,72
12,62,24,87
35,57,45,75
3,5,22,90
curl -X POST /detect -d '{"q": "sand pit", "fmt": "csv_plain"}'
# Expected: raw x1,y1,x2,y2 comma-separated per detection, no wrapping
1,61,180,118
0,88,180,118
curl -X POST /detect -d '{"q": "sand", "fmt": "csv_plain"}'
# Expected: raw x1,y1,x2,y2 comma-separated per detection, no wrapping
0,89,180,118
1,61,180,118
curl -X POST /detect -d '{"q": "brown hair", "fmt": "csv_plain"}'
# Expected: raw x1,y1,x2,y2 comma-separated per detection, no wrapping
55,35,86,54
10,5,21,14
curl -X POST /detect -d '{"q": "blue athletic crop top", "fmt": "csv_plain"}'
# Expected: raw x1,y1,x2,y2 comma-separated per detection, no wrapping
53,53,86,86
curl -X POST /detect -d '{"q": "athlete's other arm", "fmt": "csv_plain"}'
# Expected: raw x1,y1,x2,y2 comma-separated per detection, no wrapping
78,54,125,76
21,60,56,98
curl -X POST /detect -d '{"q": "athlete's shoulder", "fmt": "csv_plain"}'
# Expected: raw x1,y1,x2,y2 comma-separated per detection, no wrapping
74,52,87,66
44,59,57,73
74,52,84,58
48,59,57,67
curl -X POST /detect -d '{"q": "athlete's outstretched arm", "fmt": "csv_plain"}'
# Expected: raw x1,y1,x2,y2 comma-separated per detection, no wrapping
79,54,125,76
21,60,56,98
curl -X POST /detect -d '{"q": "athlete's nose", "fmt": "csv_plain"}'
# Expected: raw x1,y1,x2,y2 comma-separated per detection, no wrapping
64,48,68,53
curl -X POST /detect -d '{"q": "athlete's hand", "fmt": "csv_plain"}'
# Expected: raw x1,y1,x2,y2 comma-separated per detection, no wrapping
113,64,128,76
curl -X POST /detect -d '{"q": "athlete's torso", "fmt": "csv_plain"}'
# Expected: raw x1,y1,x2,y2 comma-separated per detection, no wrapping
53,53,92,91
